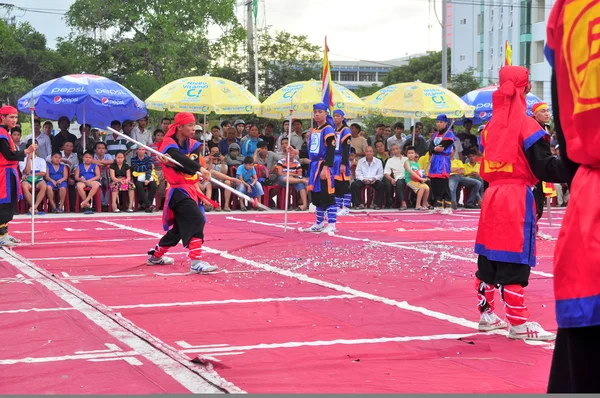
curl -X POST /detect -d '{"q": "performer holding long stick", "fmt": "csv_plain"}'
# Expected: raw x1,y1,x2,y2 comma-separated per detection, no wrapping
0,106,37,247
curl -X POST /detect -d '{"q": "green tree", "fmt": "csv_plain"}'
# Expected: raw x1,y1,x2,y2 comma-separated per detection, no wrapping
62,0,245,100
449,67,481,97
352,84,381,99
258,30,320,99
383,50,448,86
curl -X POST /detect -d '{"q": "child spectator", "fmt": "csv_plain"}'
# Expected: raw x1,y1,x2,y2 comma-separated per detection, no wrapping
275,153,309,211
19,141,47,215
236,156,264,211
130,147,157,212
45,151,68,213
75,151,101,214
11,127,26,152
404,146,430,210
92,142,114,209
349,148,357,183
109,152,135,212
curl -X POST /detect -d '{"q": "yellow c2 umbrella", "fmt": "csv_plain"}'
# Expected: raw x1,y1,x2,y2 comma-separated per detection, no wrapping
145,76,261,115
365,81,475,119
259,80,367,119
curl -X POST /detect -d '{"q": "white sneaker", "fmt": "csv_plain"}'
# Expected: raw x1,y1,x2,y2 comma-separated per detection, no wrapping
147,255,175,266
0,235,17,247
337,207,350,216
441,208,453,215
537,231,553,240
6,234,20,244
322,224,337,234
190,260,218,273
478,312,507,331
508,321,556,341
305,223,325,233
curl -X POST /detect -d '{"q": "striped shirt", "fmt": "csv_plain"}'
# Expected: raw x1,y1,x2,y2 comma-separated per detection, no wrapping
105,138,134,157
130,155,154,180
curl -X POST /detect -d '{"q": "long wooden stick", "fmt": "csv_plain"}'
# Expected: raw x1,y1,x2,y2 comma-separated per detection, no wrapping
105,127,270,211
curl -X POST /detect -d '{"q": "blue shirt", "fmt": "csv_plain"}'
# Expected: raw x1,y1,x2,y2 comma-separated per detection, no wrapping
241,137,262,157
236,165,256,184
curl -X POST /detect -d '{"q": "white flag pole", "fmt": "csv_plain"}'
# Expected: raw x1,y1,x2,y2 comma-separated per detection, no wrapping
29,99,35,245
284,99,294,232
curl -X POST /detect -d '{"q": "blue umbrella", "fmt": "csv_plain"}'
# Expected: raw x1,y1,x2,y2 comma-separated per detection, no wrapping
459,85,547,125
17,74,147,128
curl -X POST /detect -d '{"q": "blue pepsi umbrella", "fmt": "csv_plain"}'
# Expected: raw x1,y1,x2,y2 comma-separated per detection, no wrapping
17,74,147,128
459,85,547,125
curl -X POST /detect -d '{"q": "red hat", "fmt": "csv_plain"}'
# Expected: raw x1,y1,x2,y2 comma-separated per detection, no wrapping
165,112,196,138
0,105,18,116
531,102,548,114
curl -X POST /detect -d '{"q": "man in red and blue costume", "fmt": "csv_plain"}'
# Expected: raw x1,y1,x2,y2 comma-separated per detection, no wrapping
306,103,337,233
428,114,456,214
546,0,600,392
146,112,221,273
473,66,572,341
0,106,36,247
332,109,352,216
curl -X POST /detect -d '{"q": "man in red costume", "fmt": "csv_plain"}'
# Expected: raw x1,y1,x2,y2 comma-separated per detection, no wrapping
473,66,572,340
146,112,220,273
0,106,37,247
546,0,600,392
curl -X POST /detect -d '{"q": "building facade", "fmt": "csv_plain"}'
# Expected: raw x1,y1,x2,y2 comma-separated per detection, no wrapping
450,0,554,102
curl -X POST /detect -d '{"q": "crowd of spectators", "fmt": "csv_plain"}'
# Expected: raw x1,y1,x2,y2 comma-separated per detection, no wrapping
10,116,568,215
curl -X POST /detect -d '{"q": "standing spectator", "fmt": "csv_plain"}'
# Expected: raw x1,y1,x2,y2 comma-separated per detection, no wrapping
10,127,26,152
106,123,134,158
351,146,384,209
448,147,481,209
92,142,114,209
368,124,387,149
219,127,239,156
234,119,246,139
457,119,480,157
374,140,390,166
383,143,408,210
132,115,153,146
45,151,68,213
404,146,430,210
241,125,262,156
401,123,428,157
52,116,77,153
74,123,94,157
131,147,157,212
75,151,101,214
121,120,136,163
24,119,52,160
42,120,54,140
260,122,276,151
160,117,171,133
149,129,166,208
109,152,135,213
20,142,47,215
428,114,456,214
350,123,368,158
207,128,221,150
387,122,405,149
384,126,392,142
236,156,264,211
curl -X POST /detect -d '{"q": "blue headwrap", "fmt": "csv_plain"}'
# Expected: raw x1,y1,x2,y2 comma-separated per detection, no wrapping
333,109,347,126
313,102,334,127
437,114,449,123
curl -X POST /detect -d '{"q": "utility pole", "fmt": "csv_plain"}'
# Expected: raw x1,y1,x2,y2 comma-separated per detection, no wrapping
246,1,256,96
441,0,448,88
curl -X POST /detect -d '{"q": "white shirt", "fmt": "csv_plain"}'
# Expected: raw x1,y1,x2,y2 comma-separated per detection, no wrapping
356,157,384,181
46,151,79,173
19,156,47,175
384,155,408,181
24,132,52,160
387,135,404,150
131,127,153,147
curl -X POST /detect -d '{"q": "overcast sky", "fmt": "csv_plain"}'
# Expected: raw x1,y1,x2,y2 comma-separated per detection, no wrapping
11,0,442,61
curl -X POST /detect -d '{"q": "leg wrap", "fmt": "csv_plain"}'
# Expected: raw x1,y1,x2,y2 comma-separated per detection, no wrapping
500,284,530,326
148,244,170,259
316,207,325,224
188,237,203,260
326,205,337,224
476,278,496,314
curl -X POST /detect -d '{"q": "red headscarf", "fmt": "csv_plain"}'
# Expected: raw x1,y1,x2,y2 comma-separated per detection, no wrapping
483,66,530,164
0,105,18,116
165,112,196,138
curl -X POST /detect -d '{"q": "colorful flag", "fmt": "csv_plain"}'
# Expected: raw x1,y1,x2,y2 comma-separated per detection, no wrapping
505,40,512,66
321,36,334,112
252,0,258,24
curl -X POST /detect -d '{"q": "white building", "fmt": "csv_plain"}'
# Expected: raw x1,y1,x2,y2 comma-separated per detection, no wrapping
330,53,429,90
450,0,554,102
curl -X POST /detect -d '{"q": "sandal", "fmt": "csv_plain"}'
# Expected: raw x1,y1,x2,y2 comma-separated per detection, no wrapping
126,208,134,213
113,208,121,213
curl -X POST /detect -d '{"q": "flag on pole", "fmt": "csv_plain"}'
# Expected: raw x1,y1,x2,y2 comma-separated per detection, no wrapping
252,0,258,24
505,40,512,66
321,36,334,112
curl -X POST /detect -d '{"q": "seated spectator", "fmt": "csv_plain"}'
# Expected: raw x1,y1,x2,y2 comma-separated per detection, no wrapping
236,156,264,211
75,151,101,214
206,146,239,212
259,122,276,151
350,123,368,158
225,143,244,167
45,151,68,213
374,140,390,166
218,126,239,156
349,148,358,183
351,146,384,209
149,129,166,208
448,147,481,209
106,120,134,157
463,149,484,204
11,127,26,152
383,143,408,209
275,153,308,211
254,140,283,185
404,146,430,210
24,119,52,160
19,142,47,215
130,147,157,213
46,140,79,213
241,125,263,156
92,142,114,209
109,152,135,212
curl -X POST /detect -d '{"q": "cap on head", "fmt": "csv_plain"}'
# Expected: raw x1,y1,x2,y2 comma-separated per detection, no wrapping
437,114,449,123
531,102,548,114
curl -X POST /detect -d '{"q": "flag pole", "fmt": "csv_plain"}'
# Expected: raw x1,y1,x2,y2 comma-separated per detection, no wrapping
29,95,35,245
284,98,294,232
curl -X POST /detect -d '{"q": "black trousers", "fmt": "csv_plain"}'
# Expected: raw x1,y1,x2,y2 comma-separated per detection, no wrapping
334,179,350,197
383,178,407,207
311,180,336,207
158,189,205,248
534,180,545,221
548,325,600,393
0,172,17,230
475,255,531,287
351,180,384,207
430,177,451,205
135,181,157,208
